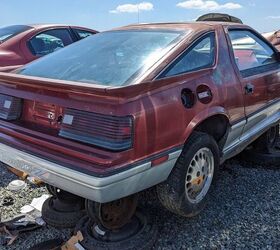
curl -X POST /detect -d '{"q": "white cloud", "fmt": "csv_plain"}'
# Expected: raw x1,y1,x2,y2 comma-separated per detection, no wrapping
176,0,242,11
110,2,154,14
266,16,280,19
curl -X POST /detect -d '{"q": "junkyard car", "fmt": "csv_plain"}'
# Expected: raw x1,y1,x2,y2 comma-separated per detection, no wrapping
0,22,279,218
0,24,97,72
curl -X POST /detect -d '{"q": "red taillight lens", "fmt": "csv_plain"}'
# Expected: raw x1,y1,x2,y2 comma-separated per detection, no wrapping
59,109,133,151
0,94,22,120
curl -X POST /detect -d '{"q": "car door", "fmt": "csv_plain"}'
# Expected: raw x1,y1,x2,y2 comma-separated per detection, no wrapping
227,28,280,139
22,28,75,63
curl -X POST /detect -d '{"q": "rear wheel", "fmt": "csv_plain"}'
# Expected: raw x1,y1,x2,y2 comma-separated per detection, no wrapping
157,132,219,217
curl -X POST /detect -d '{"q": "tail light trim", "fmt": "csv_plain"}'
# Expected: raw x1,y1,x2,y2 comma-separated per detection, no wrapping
59,109,134,151
0,94,22,121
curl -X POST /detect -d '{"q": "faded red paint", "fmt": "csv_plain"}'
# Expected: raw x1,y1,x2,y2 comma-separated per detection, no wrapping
0,22,279,175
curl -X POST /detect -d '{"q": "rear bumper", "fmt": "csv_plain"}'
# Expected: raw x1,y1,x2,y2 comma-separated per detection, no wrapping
0,142,181,203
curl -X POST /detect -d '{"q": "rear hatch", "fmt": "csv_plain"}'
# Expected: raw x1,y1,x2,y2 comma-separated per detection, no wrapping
0,73,134,175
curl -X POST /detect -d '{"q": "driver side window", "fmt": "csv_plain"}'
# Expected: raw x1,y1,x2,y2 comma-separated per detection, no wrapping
228,30,277,72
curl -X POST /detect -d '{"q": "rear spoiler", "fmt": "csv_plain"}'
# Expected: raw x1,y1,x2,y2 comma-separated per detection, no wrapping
0,72,156,101
0,72,108,95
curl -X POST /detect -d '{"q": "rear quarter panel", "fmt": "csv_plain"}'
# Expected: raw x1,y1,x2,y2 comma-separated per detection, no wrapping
110,25,244,161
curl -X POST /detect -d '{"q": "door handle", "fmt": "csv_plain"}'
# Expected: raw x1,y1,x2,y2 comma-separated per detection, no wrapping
245,83,254,95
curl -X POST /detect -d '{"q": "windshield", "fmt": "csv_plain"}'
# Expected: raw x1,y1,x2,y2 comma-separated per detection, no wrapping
19,30,187,86
0,25,32,43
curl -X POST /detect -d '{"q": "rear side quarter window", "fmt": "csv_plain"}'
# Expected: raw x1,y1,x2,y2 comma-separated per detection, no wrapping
159,32,216,78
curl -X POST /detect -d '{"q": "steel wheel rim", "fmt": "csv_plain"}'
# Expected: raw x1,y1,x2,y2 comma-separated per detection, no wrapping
185,147,214,204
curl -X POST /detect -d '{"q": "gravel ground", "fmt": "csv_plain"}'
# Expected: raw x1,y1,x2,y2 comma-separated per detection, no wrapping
0,158,280,249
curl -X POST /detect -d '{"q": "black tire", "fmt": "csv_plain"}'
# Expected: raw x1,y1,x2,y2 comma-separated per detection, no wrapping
74,211,157,250
42,197,85,229
157,131,219,217
239,147,280,168
252,125,279,153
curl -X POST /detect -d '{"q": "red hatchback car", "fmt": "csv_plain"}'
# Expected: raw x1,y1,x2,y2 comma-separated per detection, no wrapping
0,24,97,72
0,22,279,229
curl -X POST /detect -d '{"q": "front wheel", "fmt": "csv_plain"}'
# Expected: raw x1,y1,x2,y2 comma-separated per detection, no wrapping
252,125,279,153
157,132,219,217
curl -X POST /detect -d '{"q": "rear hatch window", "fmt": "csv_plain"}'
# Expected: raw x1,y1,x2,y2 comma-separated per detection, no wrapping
18,30,188,86
0,25,32,43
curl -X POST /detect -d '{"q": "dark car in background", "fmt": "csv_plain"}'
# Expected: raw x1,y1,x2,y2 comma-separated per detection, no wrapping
0,24,98,72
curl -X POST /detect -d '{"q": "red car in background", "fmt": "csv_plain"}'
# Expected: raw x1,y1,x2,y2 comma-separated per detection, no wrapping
0,24,97,72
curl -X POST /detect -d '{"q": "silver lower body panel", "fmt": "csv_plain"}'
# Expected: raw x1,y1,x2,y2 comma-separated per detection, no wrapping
0,142,181,203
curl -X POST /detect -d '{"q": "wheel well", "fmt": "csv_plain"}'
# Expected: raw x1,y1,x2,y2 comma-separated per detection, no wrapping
194,115,229,150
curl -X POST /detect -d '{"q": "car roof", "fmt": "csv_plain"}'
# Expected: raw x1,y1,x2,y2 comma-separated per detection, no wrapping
113,21,248,32
27,24,97,32
27,24,67,29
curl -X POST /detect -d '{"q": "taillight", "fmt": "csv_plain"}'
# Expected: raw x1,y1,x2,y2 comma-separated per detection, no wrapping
0,94,22,120
59,109,133,151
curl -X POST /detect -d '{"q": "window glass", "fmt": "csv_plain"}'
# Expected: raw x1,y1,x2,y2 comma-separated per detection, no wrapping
19,30,187,86
0,25,32,43
74,29,95,39
29,29,73,56
229,30,277,71
161,33,215,78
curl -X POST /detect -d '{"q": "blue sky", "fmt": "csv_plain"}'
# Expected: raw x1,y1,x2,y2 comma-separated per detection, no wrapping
0,0,279,32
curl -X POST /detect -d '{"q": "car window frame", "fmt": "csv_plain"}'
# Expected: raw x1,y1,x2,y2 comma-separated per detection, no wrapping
156,31,217,80
227,28,280,78
71,28,96,40
27,28,75,57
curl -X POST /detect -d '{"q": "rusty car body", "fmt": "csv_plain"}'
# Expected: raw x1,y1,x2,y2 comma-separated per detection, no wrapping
0,21,279,216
